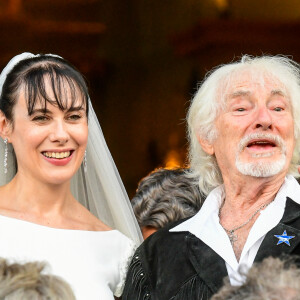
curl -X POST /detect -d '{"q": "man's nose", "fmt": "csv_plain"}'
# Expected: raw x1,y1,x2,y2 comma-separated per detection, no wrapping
49,120,70,144
254,106,273,130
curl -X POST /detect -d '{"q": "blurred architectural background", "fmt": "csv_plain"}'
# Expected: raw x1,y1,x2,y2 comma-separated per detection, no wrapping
1,0,300,196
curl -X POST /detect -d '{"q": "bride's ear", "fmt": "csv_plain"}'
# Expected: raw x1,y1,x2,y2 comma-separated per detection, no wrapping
0,110,12,141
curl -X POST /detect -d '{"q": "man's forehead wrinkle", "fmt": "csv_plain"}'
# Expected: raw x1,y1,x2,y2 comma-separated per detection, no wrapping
226,76,286,93
217,70,284,105
221,74,255,99
228,88,287,99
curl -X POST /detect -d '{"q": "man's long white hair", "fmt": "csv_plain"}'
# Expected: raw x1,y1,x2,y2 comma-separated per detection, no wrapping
187,55,300,195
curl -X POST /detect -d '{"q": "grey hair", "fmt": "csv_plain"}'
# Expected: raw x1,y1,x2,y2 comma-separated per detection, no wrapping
0,259,75,299
187,55,300,195
211,256,300,300
131,168,204,229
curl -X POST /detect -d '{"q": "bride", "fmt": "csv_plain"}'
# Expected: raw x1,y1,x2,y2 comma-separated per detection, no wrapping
0,53,142,300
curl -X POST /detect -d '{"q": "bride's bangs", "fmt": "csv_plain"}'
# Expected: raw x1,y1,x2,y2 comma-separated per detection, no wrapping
24,68,88,115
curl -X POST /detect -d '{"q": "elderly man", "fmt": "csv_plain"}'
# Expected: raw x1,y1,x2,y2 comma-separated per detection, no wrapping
122,55,300,300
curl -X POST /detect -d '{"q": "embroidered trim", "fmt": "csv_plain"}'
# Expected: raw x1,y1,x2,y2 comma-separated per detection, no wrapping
122,248,151,299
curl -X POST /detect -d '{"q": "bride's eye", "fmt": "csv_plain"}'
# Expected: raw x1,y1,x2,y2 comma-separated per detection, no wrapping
67,114,82,121
32,115,50,122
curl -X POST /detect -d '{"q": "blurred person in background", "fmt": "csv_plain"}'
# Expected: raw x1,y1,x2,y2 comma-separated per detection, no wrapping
131,168,204,239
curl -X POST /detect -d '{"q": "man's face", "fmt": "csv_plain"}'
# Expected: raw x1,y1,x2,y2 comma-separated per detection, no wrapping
209,74,295,179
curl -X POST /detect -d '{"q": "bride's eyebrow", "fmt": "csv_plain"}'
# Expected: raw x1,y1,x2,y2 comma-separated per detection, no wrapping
66,106,85,113
30,108,52,115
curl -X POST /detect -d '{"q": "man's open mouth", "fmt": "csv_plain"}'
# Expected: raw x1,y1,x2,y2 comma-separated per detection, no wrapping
247,140,277,149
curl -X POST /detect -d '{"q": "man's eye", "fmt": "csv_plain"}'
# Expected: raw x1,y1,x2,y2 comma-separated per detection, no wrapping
274,107,283,112
236,108,245,112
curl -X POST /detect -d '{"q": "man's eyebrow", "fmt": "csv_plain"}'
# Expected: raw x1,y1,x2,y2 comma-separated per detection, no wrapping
271,89,286,97
228,90,251,98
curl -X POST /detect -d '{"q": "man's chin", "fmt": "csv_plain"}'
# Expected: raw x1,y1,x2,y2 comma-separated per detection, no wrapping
235,156,286,178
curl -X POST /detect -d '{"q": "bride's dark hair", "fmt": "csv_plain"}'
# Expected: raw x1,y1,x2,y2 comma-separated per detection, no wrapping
0,55,89,123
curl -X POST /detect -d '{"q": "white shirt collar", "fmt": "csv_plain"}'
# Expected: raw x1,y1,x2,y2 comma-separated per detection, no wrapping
171,175,300,235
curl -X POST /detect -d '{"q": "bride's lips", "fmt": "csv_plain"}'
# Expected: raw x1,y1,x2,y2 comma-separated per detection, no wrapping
41,150,74,166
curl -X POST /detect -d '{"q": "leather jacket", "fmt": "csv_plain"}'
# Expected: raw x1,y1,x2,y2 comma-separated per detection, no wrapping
123,198,300,300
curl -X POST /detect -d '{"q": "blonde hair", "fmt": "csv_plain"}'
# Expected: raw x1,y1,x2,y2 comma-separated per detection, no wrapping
0,259,75,300
187,55,300,195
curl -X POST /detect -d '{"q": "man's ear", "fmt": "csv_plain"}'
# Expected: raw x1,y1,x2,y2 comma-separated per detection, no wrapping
197,135,215,155
0,110,12,141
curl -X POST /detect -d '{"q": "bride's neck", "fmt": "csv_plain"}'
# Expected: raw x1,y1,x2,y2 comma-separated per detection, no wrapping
1,174,73,215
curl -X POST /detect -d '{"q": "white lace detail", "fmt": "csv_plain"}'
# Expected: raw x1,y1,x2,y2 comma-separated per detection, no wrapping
114,239,137,297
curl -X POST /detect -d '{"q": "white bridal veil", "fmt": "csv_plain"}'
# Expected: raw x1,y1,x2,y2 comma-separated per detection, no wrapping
0,53,143,245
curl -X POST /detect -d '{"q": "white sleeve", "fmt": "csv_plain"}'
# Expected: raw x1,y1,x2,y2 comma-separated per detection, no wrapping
114,238,136,297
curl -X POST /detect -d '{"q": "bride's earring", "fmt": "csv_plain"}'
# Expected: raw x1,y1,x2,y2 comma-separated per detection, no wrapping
84,150,87,173
3,138,8,174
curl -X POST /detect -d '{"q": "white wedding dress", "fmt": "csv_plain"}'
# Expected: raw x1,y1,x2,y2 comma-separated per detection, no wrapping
0,52,142,300
0,214,135,300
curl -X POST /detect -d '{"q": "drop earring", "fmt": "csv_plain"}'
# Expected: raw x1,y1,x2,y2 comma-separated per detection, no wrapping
3,138,8,174
84,150,87,173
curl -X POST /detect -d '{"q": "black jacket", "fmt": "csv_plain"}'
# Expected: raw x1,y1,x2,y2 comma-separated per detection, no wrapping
122,197,300,300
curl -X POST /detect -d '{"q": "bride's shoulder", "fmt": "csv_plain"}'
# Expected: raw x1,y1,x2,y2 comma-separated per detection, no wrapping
72,201,112,232
89,215,111,232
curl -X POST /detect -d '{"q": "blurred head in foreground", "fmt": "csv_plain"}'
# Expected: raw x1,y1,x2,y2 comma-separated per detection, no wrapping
0,259,75,300
211,256,300,300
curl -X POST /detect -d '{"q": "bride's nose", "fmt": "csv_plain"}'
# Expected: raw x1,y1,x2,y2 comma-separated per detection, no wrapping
49,120,70,144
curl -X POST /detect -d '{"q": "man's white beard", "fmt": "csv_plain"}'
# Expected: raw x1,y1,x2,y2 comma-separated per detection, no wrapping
236,154,286,177
235,133,287,178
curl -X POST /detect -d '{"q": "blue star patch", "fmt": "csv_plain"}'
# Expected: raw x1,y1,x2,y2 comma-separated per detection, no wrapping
274,230,295,246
